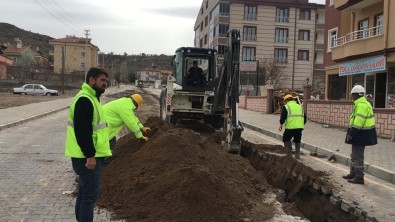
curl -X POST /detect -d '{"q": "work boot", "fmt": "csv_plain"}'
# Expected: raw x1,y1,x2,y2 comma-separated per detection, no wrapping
342,174,355,179
284,141,292,157
348,177,364,184
294,143,301,159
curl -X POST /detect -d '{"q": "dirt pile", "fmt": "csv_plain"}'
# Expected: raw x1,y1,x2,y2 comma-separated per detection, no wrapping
97,117,276,222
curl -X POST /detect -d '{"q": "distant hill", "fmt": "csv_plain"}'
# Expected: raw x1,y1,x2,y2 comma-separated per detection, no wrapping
0,22,53,56
0,22,173,81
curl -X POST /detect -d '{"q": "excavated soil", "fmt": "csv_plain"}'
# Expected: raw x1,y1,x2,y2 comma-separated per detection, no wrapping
94,91,363,222
97,117,276,222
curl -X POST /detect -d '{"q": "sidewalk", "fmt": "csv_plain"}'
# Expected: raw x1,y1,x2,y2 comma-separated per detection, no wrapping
239,109,395,184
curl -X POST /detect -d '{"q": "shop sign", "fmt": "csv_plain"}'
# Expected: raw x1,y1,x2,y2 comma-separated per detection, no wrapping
339,55,386,76
240,61,257,72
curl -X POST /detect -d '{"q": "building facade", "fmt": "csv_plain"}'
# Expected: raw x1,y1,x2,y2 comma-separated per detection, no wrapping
0,47,13,79
194,0,325,92
327,0,395,108
49,35,99,74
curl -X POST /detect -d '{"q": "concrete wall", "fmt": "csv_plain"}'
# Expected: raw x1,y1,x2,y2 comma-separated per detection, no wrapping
239,94,268,113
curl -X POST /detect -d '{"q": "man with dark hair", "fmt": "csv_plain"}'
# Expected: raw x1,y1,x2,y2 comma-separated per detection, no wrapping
186,60,206,86
65,67,111,221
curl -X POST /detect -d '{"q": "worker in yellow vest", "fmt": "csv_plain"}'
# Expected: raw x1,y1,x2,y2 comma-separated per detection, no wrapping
65,67,111,222
343,85,377,184
278,94,306,159
102,94,150,163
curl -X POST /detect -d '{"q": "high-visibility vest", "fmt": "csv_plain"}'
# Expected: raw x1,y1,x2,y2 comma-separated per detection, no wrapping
65,83,111,158
349,97,375,130
103,97,143,139
284,100,304,129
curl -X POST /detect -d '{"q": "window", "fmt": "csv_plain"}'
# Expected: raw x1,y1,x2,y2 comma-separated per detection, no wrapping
25,85,33,89
375,14,383,35
275,28,288,43
206,0,208,9
328,74,347,100
274,48,288,63
81,51,85,57
276,8,289,23
300,9,310,20
201,8,203,15
298,50,309,61
244,5,257,20
299,30,310,41
205,16,208,27
242,47,256,61
217,45,226,55
216,24,229,37
200,22,203,31
328,28,338,50
204,34,208,45
80,63,85,70
219,3,230,16
243,26,257,41
358,19,369,39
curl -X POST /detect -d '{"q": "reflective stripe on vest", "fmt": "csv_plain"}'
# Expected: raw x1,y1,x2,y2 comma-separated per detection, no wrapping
67,93,105,130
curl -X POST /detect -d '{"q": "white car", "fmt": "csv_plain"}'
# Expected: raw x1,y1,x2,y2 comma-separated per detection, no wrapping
13,84,59,96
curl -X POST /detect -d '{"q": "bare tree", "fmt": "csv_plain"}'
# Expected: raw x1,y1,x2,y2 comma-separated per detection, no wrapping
18,52,36,80
258,57,289,89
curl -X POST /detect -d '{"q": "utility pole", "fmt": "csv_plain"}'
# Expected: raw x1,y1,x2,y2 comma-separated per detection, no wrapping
84,29,90,81
62,45,65,95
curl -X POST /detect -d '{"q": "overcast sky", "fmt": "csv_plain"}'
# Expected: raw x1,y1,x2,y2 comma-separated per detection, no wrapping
2,0,325,55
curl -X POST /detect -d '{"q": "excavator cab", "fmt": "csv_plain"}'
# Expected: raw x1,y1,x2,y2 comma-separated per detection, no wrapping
172,47,217,92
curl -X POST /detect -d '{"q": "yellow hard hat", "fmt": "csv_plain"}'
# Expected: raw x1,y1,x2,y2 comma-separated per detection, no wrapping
131,94,143,106
283,94,293,101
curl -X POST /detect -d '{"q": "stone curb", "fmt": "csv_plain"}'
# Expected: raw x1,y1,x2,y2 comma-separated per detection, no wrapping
241,121,395,185
0,106,70,132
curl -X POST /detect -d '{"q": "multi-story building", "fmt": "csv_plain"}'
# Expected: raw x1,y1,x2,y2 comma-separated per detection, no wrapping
194,0,325,91
326,0,395,108
49,35,99,74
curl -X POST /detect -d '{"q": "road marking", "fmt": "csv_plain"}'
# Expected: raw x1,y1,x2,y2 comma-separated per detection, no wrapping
314,157,395,192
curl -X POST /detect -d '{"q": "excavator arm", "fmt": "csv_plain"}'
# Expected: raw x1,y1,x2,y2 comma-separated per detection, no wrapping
214,29,244,153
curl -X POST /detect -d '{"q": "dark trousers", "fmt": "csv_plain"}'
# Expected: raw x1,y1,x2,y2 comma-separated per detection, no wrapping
71,157,104,222
282,129,303,143
350,145,365,178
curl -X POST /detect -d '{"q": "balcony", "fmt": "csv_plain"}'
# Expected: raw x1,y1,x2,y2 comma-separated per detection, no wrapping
275,16,289,23
335,25,383,47
335,0,382,11
275,37,289,44
332,25,384,60
244,14,257,21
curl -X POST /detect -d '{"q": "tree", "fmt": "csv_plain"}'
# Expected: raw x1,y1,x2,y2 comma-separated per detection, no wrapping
17,51,36,80
258,57,289,89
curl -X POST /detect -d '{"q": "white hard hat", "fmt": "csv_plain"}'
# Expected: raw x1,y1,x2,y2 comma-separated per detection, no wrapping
350,85,365,95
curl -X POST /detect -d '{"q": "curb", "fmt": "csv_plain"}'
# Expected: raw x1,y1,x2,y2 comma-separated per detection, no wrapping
241,121,395,185
0,106,70,132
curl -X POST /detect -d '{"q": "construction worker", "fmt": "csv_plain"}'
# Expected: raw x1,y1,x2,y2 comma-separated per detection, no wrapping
186,60,206,86
102,94,150,163
278,94,307,159
65,67,111,222
343,85,377,184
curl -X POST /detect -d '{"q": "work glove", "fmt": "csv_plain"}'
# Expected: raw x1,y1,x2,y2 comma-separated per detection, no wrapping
142,127,151,133
140,136,149,142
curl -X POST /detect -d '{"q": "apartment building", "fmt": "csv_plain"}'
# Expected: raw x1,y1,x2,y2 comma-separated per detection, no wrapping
49,35,99,74
326,0,395,108
194,0,325,91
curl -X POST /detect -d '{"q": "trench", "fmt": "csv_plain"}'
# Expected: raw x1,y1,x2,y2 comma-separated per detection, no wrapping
240,139,365,222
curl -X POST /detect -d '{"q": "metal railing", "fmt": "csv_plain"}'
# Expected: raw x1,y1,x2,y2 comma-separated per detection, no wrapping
244,14,257,21
243,35,257,41
276,16,289,23
274,57,288,64
335,25,383,47
275,37,288,43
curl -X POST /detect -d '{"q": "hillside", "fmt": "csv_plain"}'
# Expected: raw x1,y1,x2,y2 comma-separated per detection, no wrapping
0,22,53,55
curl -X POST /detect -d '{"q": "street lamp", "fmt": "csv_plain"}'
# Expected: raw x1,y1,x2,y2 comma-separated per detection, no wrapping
305,77,310,86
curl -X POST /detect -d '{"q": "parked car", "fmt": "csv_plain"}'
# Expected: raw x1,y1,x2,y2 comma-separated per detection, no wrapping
13,84,59,96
